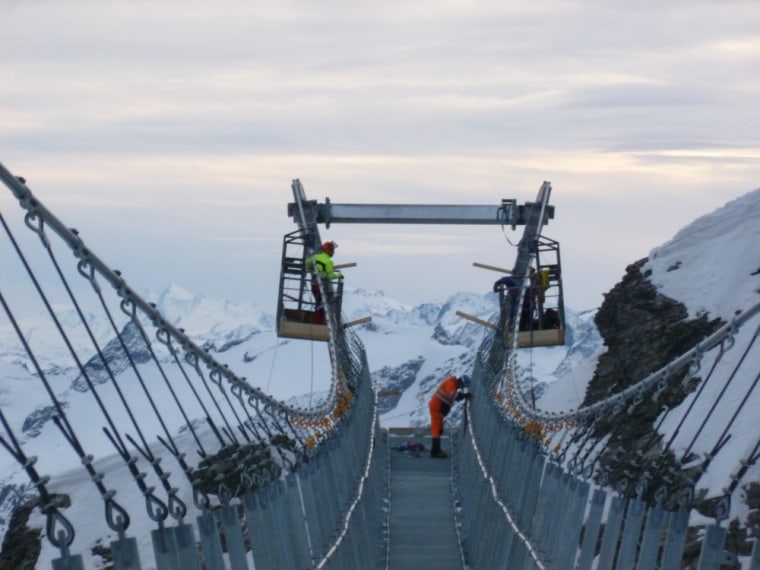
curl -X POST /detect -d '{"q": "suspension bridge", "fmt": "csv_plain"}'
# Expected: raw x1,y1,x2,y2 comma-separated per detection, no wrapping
1,161,759,569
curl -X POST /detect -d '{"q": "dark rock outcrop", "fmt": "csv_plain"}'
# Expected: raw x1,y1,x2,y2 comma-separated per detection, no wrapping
580,259,722,490
22,403,67,438
576,258,760,562
372,357,425,415
71,321,152,392
584,259,722,410
0,494,70,570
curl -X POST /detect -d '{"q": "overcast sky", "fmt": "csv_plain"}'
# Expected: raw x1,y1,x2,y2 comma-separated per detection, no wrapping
2,0,759,312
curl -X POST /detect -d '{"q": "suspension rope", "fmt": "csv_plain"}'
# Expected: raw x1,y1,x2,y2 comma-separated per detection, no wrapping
693,323,760,478
683,321,759,459
6,212,129,457
96,295,187,456
4,211,169,523
507,300,760,426
122,304,209,456
4,169,341,426
192,365,242,446
265,338,281,395
0,404,78,557
0,287,131,535
153,329,228,449
662,342,725,454
42,233,186,522
724,435,760,496
64,257,170,469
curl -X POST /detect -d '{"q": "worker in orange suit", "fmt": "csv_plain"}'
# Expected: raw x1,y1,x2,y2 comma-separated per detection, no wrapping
428,375,472,458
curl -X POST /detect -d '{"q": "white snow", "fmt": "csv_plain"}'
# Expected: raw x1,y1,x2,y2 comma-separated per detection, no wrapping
645,188,760,320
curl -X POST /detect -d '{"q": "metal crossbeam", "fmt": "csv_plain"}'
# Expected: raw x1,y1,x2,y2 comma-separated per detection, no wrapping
287,188,553,228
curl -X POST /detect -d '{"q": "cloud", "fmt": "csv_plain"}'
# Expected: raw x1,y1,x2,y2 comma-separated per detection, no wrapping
1,1,759,312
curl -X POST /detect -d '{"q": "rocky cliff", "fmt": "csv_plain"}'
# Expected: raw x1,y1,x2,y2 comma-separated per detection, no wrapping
579,258,760,567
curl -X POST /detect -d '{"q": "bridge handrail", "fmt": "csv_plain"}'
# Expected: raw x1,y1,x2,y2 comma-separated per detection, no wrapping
314,372,379,569
463,397,547,569
0,162,344,422
505,299,760,425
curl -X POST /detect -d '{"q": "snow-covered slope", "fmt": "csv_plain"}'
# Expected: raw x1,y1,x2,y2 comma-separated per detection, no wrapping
645,188,760,320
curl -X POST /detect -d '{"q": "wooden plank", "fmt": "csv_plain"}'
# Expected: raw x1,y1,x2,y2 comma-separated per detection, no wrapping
342,316,372,329
473,262,511,274
278,320,329,341
517,328,564,348
456,310,497,330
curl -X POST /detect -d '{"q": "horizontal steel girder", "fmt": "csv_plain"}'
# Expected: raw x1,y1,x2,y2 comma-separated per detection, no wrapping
287,200,554,227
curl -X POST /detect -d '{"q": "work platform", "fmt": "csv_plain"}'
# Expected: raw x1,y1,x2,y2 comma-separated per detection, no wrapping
387,433,464,570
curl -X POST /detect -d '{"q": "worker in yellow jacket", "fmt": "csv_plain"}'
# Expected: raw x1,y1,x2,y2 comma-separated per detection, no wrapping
307,241,342,311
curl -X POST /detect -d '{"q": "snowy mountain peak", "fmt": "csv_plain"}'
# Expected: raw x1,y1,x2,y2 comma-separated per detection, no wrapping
342,287,412,320
152,285,274,338
645,187,760,320
160,283,197,302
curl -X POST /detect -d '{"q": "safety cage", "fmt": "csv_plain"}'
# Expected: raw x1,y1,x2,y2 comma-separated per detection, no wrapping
507,234,566,348
276,229,343,342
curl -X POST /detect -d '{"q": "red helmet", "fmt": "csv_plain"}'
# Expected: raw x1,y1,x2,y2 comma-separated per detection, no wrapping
322,241,337,255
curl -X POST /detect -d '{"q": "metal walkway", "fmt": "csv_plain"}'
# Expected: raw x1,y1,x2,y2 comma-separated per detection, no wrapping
387,434,464,570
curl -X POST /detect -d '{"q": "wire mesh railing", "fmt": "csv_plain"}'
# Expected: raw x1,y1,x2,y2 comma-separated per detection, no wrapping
456,294,760,568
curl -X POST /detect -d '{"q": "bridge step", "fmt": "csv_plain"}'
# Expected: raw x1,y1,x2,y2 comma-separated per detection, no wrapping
387,434,464,570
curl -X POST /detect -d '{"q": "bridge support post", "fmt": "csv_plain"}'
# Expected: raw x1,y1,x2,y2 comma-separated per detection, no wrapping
576,488,607,570
557,478,590,570
637,504,667,569
196,512,225,570
220,503,250,570
150,526,180,570
597,495,626,569
616,497,646,569
51,554,85,570
697,524,734,569
661,508,690,569
749,536,760,570
111,535,142,570
172,523,201,570
244,489,279,570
